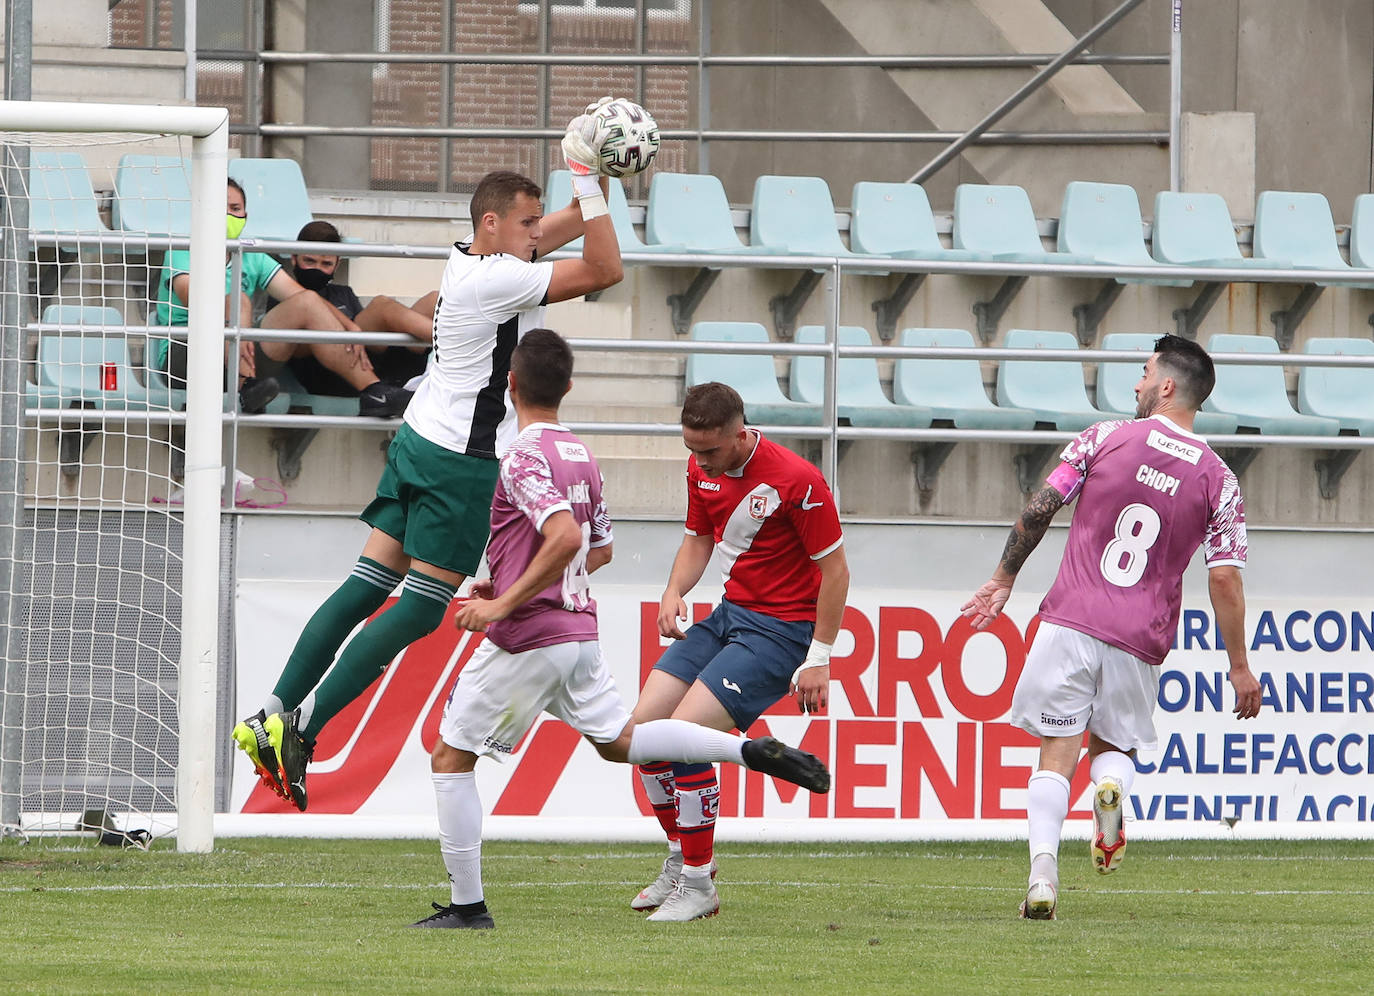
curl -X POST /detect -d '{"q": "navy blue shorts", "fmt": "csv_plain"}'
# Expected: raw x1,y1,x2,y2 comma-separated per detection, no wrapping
653,598,813,730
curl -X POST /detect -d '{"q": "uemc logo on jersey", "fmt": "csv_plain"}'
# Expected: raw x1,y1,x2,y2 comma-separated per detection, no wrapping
555,440,589,462
1146,429,1203,465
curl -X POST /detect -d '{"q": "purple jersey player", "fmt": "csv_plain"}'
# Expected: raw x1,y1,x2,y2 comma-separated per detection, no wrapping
961,334,1262,922
412,329,830,932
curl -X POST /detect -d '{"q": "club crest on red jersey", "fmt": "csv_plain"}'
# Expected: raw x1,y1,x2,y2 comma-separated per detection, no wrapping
749,495,768,519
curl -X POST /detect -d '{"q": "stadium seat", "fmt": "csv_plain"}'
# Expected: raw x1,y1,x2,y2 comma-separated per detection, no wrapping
647,172,779,253
1252,191,1360,276
1151,191,1282,271
1204,333,1341,435
749,176,886,267
790,325,932,428
893,328,1035,429
952,183,1094,263
1297,337,1374,434
229,158,315,242
28,151,111,240
996,329,1116,430
1096,332,1239,435
36,305,175,410
1350,193,1374,271
685,321,823,425
1057,181,1190,285
544,170,650,253
111,154,192,237
848,182,979,261
274,365,360,416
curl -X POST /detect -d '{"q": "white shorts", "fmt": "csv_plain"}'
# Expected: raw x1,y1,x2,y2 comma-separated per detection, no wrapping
1009,621,1160,752
439,638,631,761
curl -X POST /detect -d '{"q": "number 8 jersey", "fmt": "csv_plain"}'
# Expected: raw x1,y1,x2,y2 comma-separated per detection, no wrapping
1036,414,1247,667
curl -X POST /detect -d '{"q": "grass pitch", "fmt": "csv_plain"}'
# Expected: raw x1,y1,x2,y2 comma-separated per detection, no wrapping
2,837,1370,994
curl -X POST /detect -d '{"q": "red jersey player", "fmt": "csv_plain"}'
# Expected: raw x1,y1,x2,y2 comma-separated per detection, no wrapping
961,334,1261,921
630,381,850,922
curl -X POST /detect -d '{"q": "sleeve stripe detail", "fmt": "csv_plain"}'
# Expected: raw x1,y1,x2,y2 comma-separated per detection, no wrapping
809,537,844,561
533,501,573,533
1205,558,1246,569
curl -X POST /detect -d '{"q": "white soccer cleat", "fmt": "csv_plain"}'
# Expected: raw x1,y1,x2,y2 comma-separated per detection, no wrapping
1019,878,1057,920
646,875,720,922
631,852,683,911
1091,776,1127,875
631,855,716,912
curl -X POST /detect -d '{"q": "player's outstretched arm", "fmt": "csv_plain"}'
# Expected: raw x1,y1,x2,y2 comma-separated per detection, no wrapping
960,483,1065,630
453,510,583,632
657,533,714,640
1208,564,1261,719
545,106,624,303
792,546,850,715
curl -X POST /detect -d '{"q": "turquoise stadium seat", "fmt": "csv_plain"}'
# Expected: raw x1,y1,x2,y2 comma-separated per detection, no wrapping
1057,181,1190,286
996,329,1116,430
544,170,649,253
953,183,1094,263
35,305,179,410
112,155,191,237
28,151,110,239
893,328,1035,429
790,326,932,428
1096,332,1238,434
1152,191,1282,271
274,365,360,416
1251,190,1365,280
686,322,822,425
1204,333,1340,435
229,158,315,241
749,176,886,268
1350,193,1374,270
848,182,979,261
646,172,775,253
1298,338,1374,435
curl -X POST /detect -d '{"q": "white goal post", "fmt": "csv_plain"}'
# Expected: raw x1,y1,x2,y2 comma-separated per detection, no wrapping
0,101,228,853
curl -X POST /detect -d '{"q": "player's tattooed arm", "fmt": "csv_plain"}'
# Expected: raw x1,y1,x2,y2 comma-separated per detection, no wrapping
997,485,1065,578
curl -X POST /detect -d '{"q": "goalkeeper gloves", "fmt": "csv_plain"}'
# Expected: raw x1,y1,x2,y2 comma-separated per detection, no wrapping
562,96,615,221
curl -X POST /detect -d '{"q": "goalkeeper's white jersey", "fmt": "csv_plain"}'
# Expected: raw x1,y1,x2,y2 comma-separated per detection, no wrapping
404,241,554,459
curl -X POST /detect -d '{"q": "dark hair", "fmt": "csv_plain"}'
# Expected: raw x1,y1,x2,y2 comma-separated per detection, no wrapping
297,220,341,243
227,177,245,202
470,170,543,229
681,382,745,432
1153,333,1215,408
512,328,574,409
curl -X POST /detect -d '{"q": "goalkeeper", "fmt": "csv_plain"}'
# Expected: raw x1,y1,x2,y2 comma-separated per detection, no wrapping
232,100,625,811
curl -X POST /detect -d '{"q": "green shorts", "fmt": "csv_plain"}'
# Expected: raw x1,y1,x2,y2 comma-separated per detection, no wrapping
361,423,499,576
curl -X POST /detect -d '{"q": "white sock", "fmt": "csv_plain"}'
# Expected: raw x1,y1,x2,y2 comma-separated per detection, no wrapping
1090,750,1137,797
1026,768,1071,876
433,770,484,905
626,719,745,766
262,695,284,717
296,693,315,732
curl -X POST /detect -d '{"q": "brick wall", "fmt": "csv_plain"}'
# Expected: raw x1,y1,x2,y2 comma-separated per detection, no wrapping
109,1,694,195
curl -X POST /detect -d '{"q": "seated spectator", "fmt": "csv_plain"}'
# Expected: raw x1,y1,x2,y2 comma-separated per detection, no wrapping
280,220,436,397
150,178,412,417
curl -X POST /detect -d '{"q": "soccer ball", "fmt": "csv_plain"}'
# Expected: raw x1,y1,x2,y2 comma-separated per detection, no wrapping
595,99,660,178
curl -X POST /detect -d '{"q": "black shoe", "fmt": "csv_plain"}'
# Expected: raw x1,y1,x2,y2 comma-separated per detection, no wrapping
264,708,314,812
357,381,413,418
408,901,495,929
741,735,831,793
239,376,280,414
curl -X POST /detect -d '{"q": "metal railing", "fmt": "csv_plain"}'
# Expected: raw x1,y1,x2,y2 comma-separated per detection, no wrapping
26,236,1374,506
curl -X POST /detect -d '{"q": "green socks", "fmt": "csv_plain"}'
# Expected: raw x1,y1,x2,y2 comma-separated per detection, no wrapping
270,557,403,712
299,570,458,741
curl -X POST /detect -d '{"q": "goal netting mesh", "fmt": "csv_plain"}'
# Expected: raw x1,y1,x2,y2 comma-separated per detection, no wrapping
0,124,225,850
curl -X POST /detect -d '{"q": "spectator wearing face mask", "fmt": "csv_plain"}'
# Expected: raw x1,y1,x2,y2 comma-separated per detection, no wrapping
280,220,436,401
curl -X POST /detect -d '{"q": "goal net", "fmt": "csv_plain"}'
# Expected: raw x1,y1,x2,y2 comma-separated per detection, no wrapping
0,102,229,853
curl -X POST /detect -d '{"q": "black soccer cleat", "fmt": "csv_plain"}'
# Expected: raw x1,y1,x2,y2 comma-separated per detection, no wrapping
408,901,496,930
740,735,831,793
265,708,315,812
357,381,413,418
